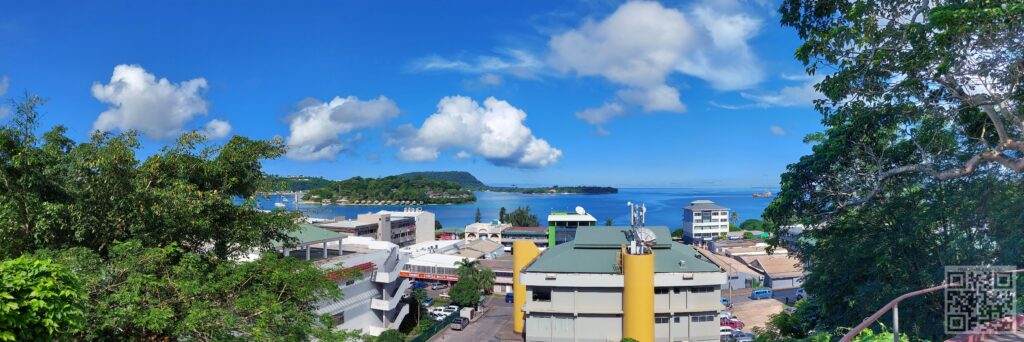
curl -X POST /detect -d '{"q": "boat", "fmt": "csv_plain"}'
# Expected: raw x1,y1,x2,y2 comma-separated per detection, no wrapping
752,192,772,198
274,202,286,208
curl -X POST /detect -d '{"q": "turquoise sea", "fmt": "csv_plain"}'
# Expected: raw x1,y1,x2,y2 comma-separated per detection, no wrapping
256,188,776,231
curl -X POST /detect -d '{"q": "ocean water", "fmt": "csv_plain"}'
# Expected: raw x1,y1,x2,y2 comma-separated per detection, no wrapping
256,188,776,231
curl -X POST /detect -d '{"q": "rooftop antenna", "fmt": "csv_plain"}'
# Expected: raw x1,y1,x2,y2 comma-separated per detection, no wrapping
626,202,656,254
575,206,586,215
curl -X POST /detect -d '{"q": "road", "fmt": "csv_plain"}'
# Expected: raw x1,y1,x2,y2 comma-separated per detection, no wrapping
430,296,514,342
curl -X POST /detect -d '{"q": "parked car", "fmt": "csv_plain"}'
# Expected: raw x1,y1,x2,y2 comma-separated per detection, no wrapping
411,281,428,290
719,311,733,320
750,288,773,300
439,292,450,298
431,283,448,290
732,331,755,342
505,293,514,303
795,288,806,300
721,318,744,329
420,298,433,307
451,317,470,330
720,326,735,337
721,297,731,307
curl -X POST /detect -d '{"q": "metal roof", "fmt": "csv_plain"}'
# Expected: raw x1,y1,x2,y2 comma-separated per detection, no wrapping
273,224,346,247
684,200,728,211
525,227,720,274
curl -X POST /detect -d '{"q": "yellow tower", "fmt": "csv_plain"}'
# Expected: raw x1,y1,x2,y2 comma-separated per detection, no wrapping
512,240,541,334
622,249,654,342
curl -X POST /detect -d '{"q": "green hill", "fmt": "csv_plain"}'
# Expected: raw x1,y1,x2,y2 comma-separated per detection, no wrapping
397,171,487,190
260,175,334,192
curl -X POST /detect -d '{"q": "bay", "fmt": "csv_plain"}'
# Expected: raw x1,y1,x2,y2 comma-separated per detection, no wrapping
256,188,776,231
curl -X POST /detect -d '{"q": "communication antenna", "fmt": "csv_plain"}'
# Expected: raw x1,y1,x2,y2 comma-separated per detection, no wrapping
575,206,586,215
626,202,653,254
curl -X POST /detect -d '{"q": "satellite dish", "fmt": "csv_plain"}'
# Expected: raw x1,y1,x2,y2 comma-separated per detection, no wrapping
636,227,657,244
575,206,586,215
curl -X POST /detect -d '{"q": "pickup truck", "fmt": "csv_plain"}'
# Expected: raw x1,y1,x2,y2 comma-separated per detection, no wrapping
451,317,470,330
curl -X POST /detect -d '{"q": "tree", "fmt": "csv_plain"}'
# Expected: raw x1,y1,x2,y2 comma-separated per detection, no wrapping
742,232,755,240
506,206,540,227
739,219,762,231
450,279,482,307
475,207,482,223
455,258,481,280
376,329,405,342
411,288,427,323
477,267,496,295
778,0,1024,207
730,212,739,225
0,256,85,340
605,218,613,226
435,219,442,230
498,207,507,223
0,96,349,340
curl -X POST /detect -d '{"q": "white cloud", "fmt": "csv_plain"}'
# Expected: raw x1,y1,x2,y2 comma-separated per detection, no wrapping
91,65,209,140
548,0,766,125
394,96,562,168
769,125,786,136
0,75,8,96
201,119,232,139
740,74,823,108
454,151,472,160
285,95,399,161
478,73,504,86
410,49,543,79
575,102,625,125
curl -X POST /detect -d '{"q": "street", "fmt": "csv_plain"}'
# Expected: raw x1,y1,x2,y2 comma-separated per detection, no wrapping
430,296,514,342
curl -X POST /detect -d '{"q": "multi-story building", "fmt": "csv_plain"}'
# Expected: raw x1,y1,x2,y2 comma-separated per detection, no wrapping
439,221,551,251
314,236,411,336
682,200,730,244
514,227,727,342
546,210,597,246
316,208,435,247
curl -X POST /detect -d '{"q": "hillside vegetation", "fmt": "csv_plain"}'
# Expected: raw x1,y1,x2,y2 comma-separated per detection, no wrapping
302,176,475,204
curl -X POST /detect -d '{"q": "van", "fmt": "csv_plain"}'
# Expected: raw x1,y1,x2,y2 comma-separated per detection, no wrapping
750,288,773,300
451,317,470,330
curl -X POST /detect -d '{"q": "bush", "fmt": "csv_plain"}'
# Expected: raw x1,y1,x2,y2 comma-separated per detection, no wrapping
0,256,85,340
376,329,405,342
740,219,763,230
743,232,755,239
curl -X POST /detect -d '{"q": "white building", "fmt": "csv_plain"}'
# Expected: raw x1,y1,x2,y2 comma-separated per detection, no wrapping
315,207,436,247
682,200,730,244
314,236,412,336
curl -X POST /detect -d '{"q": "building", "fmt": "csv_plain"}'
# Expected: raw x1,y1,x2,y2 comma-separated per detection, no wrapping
400,253,469,284
546,210,597,246
440,221,551,251
515,227,727,342
316,208,435,247
682,200,730,244
708,239,788,257
739,255,804,290
457,239,504,259
480,253,514,294
272,225,410,336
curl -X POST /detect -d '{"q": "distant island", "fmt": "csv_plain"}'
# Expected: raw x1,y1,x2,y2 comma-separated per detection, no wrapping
259,171,616,205
395,171,618,195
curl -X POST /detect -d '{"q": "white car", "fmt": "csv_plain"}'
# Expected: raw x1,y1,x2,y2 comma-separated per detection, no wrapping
719,311,733,320
796,288,806,300
720,326,735,337
439,292,450,298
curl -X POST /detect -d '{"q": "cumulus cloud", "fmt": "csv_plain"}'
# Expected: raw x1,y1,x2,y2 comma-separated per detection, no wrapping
769,125,786,136
409,49,543,79
91,65,209,139
575,102,625,126
201,119,232,139
549,0,765,125
393,96,562,168
285,96,399,161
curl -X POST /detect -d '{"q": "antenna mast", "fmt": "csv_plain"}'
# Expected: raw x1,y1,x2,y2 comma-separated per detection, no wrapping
626,201,650,255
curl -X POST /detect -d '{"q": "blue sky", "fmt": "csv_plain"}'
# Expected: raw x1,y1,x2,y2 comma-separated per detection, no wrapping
0,0,822,188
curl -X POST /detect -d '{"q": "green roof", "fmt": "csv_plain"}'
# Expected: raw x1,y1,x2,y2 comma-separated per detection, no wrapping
439,227,464,233
273,224,346,247
525,227,720,274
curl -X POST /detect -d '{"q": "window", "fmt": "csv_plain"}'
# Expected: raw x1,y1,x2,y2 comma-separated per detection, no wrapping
692,314,715,322
655,315,670,324
532,287,551,302
673,287,682,294
691,286,715,293
654,288,669,295
674,317,681,323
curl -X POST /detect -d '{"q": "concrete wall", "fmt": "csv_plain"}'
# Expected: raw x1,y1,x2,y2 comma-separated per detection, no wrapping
766,276,802,290
525,313,721,342
414,211,435,244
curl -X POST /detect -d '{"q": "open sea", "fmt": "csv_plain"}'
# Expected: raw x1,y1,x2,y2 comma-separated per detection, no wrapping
255,188,776,231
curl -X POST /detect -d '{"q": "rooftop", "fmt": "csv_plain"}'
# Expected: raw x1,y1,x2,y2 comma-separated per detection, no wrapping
525,227,721,274
547,212,597,222
685,200,728,211
273,224,346,247
740,255,803,278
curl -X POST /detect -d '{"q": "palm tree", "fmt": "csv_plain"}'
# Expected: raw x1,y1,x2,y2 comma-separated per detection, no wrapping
476,267,496,295
455,258,480,279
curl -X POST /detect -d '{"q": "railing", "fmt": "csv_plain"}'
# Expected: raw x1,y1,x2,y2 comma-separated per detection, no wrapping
841,269,1024,342
408,311,459,342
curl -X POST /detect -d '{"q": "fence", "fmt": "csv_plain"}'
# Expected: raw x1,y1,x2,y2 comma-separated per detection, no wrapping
408,311,458,342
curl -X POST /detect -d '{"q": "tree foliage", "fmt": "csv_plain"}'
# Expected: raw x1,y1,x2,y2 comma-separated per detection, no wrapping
764,2,1024,339
779,0,1024,207
0,96,352,341
0,256,85,341
451,259,496,307
505,206,540,227
740,219,763,230
303,175,474,204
